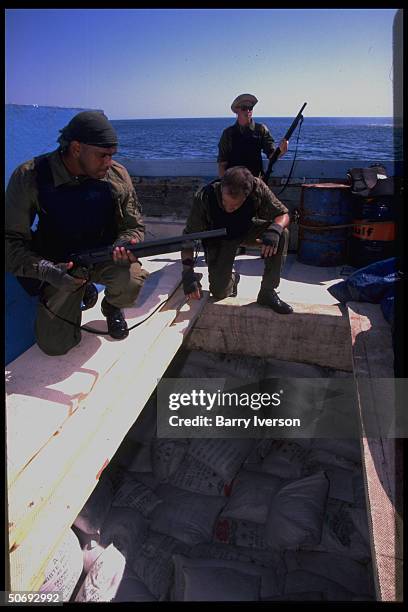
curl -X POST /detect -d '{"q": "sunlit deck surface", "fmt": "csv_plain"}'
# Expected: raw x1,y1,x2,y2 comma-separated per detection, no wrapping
6,249,400,600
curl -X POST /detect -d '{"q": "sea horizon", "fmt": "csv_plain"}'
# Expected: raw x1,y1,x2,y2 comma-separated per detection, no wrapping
5,105,393,121
6,105,400,162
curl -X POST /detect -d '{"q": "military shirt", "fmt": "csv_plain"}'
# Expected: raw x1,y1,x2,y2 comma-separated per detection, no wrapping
5,149,145,277
217,120,275,164
184,177,289,234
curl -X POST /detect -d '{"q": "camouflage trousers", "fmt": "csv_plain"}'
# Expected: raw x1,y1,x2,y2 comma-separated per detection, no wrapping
205,226,289,299
35,261,149,356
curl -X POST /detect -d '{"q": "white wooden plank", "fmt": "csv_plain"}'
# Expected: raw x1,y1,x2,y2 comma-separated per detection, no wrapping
6,255,182,485
9,287,208,592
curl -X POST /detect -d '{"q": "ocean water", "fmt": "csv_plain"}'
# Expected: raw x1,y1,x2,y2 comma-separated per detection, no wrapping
111,116,401,161
5,106,400,168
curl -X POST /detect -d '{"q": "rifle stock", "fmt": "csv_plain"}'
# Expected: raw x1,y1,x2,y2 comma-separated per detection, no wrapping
69,228,227,267
263,102,307,184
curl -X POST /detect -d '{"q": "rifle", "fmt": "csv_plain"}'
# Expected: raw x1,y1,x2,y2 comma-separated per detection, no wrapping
263,102,307,184
69,228,227,267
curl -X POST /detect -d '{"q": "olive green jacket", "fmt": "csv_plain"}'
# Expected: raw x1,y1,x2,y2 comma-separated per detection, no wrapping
217,120,275,163
5,149,145,277
184,177,289,234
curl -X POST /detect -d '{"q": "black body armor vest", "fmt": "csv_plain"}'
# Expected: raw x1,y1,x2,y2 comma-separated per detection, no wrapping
33,155,117,262
227,123,264,177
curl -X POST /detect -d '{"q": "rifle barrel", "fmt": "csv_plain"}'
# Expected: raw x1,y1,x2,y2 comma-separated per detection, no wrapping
264,102,307,183
284,102,307,140
70,228,227,266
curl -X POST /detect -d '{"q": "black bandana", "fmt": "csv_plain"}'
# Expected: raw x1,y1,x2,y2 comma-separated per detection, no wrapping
57,111,118,148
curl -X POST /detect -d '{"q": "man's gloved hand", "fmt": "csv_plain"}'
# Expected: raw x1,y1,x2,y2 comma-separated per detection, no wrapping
35,259,85,292
113,237,131,248
182,268,202,298
257,223,283,257
112,237,139,265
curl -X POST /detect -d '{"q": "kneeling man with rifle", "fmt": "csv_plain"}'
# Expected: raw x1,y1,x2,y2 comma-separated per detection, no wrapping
5,111,149,355
181,166,293,314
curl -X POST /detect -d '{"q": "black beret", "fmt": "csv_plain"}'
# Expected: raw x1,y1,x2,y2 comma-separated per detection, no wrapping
59,111,118,147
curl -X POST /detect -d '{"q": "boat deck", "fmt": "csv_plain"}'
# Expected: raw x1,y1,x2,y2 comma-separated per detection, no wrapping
6,250,400,599
187,253,353,372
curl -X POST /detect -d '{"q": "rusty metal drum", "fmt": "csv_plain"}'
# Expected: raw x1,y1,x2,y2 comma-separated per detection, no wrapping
297,183,353,266
350,193,396,268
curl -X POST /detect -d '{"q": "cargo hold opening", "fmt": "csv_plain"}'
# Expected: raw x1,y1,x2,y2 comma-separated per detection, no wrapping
43,348,377,602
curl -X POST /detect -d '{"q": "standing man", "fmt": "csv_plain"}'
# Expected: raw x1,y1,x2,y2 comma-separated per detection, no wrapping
217,93,289,178
5,111,148,356
181,166,293,314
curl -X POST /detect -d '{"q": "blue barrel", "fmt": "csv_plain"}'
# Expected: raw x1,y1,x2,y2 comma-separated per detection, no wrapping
297,183,353,266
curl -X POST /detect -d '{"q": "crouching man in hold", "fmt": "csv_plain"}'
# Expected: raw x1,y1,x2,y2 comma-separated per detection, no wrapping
5,111,149,355
180,166,293,314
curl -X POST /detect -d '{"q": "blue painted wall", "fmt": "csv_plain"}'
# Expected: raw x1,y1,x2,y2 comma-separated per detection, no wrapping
5,104,98,365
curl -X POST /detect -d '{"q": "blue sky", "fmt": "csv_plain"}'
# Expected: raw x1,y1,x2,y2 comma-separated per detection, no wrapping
6,8,398,119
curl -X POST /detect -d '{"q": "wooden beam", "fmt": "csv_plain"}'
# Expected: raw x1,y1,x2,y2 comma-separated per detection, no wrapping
186,299,353,372
9,287,208,592
348,302,402,602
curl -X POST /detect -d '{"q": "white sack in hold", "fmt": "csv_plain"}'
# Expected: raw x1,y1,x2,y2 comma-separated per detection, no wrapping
244,439,275,465
39,528,83,602
221,470,283,523
312,438,362,463
302,499,371,562
132,531,190,600
112,476,162,516
283,569,355,601
74,544,125,602
127,442,153,472
169,454,232,496
265,472,329,549
283,550,373,596
306,447,357,472
113,569,157,602
188,542,284,569
151,438,189,480
188,439,255,481
151,484,226,545
99,507,148,564
124,470,161,490
309,465,355,503
352,470,368,508
172,554,284,601
82,539,105,574
214,517,268,549
181,566,261,601
73,475,114,535
260,440,310,479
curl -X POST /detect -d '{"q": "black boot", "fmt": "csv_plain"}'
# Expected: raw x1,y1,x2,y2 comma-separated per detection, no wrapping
257,289,293,314
101,297,129,339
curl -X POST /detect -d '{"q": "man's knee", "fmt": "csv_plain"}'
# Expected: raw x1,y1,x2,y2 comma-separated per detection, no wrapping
35,306,82,356
36,333,81,356
130,262,149,286
105,263,149,306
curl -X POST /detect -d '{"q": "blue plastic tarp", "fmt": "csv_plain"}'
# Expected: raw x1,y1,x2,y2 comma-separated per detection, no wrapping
328,258,400,326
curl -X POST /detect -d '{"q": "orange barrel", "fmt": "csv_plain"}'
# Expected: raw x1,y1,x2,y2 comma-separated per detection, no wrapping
350,194,396,268
297,183,353,266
